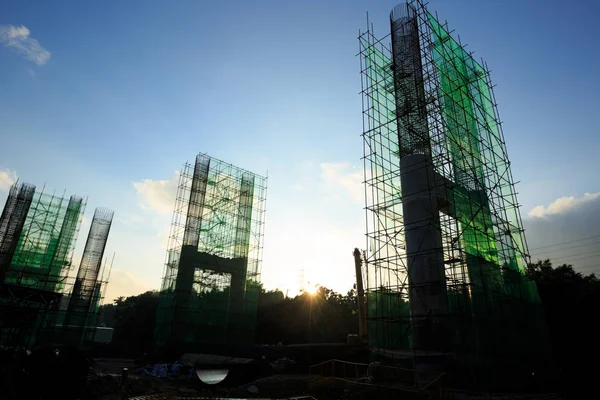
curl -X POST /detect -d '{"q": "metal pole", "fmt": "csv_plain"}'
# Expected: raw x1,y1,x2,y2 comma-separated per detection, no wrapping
353,248,368,341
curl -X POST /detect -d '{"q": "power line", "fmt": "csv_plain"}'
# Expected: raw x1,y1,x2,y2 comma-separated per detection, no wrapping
578,264,600,271
530,248,600,264
528,233,600,251
549,250,600,264
530,239,600,255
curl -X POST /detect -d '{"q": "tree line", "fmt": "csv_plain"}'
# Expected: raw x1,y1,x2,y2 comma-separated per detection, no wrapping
98,286,359,356
98,259,600,394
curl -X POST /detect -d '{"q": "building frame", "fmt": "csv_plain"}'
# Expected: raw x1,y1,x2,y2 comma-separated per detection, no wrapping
359,0,549,389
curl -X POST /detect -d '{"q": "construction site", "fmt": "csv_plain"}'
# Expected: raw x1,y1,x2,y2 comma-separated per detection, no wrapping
0,183,114,350
135,0,550,394
0,1,564,399
154,153,267,357
358,0,550,390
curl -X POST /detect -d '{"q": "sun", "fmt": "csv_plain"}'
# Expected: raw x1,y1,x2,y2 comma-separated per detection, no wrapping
306,285,318,295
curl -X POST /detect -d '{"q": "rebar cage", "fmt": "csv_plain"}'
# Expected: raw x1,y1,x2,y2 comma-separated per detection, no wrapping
0,183,114,349
155,153,267,355
359,0,550,385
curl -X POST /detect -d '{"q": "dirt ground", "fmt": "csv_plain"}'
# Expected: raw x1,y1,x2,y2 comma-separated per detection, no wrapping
87,358,429,399
88,373,313,399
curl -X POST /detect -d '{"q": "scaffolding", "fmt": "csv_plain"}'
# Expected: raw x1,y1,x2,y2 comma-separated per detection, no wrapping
0,185,86,347
62,207,114,347
9,193,84,291
0,183,36,281
45,254,113,348
0,182,113,350
155,153,267,357
359,0,550,389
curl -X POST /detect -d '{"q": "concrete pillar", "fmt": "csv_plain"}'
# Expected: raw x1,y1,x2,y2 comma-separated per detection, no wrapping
400,154,448,350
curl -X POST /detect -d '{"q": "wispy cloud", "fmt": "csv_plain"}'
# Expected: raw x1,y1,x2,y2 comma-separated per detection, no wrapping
0,24,51,65
132,172,179,214
128,161,367,297
524,192,600,275
320,162,364,204
0,169,17,192
116,213,145,227
528,192,600,218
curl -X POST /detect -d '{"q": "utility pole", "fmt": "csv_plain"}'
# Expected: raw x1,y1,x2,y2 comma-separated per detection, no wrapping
353,248,368,342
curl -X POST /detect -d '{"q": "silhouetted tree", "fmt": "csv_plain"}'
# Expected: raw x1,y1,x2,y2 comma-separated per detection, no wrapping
97,302,116,327
255,286,359,344
526,259,600,398
111,291,159,357
99,287,362,354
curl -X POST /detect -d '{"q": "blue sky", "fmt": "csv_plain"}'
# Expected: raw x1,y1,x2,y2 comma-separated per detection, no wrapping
1,0,599,301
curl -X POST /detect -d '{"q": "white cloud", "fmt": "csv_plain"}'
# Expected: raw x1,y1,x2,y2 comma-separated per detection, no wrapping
125,161,367,297
132,172,179,214
524,192,600,275
116,213,144,226
320,162,364,204
527,192,600,218
528,205,545,218
0,24,51,65
158,225,171,250
0,169,17,192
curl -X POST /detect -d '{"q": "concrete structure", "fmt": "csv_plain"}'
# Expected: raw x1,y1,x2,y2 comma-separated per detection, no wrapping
154,153,266,357
359,0,551,389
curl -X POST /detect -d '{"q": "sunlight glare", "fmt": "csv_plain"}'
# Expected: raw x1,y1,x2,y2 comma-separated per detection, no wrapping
306,285,318,295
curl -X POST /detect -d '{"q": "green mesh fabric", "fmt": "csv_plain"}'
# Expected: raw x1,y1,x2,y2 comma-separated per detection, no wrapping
367,290,410,349
154,155,266,356
362,40,411,350
8,194,82,291
359,3,549,362
1,190,85,349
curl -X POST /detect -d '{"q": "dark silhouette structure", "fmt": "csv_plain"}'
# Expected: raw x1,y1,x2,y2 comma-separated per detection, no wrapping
359,0,550,389
0,182,113,349
154,153,266,357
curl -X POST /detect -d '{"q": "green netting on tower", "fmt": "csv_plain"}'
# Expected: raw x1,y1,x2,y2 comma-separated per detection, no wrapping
359,0,550,373
367,290,410,349
0,186,86,349
155,154,267,357
8,193,84,291
360,39,411,349
426,11,539,302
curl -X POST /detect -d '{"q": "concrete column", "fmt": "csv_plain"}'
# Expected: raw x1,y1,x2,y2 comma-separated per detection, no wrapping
400,154,448,350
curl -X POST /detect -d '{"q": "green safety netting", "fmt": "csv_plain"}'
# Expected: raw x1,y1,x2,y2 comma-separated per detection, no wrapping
359,5,549,360
154,155,266,356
